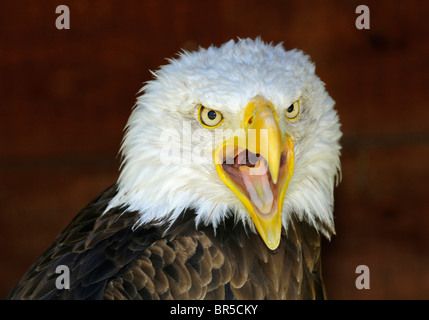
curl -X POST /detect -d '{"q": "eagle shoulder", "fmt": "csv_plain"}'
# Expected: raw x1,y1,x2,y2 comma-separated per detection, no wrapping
104,210,326,300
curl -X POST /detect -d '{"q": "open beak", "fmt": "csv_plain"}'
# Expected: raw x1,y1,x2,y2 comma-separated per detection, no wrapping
214,96,294,250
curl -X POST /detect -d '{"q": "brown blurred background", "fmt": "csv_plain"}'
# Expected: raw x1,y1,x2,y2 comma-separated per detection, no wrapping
1,0,428,299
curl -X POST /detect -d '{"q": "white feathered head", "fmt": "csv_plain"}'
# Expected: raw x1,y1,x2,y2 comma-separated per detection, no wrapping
107,38,342,250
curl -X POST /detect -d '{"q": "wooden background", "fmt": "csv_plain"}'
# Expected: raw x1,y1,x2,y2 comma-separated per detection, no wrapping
1,0,428,299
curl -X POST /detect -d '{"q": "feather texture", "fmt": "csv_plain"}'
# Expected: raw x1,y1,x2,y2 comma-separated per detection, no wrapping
8,184,325,300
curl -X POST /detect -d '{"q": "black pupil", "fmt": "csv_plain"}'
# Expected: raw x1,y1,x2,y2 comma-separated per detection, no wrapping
207,110,217,120
287,104,294,113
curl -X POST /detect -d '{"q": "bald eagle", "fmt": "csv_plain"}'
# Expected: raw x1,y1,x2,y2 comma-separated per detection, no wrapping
8,38,341,300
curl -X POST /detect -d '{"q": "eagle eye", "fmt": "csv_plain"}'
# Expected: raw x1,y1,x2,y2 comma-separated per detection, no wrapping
198,105,223,128
285,100,300,120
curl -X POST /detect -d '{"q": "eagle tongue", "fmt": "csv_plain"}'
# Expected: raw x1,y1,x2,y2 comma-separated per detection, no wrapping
239,159,274,215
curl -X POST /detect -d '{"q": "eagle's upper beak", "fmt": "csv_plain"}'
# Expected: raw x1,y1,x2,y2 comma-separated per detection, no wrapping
214,96,294,250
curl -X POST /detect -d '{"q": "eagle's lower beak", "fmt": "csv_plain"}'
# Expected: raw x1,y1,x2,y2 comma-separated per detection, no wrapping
214,96,294,250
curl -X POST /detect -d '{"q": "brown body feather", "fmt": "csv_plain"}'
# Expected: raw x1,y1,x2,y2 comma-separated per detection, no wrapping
7,185,326,300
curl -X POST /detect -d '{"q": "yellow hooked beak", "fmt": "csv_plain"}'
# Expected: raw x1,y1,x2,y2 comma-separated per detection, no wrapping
214,96,294,250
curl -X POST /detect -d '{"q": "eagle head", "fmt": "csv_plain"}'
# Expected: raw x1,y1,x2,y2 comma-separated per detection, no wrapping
107,38,342,250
